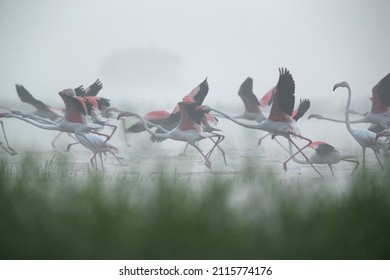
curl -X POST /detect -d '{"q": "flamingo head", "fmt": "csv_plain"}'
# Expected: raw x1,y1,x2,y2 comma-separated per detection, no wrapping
308,113,323,120
376,130,390,141
117,111,136,120
59,88,76,97
196,105,211,112
333,81,350,92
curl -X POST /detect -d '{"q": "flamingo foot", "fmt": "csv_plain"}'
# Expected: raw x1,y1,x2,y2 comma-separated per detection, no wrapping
283,162,288,172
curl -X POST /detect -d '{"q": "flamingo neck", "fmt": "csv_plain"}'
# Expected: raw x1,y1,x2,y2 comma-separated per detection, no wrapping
7,114,59,130
315,115,365,124
209,107,266,130
344,85,354,134
132,114,171,139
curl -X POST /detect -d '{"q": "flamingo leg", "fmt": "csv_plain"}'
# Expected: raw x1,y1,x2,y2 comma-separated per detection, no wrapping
51,131,63,149
282,135,323,178
67,142,80,152
109,151,123,165
67,133,77,141
98,152,104,172
205,135,227,165
342,159,360,175
90,155,96,167
257,133,271,146
52,132,77,149
181,143,190,155
372,149,384,171
104,123,117,140
121,119,131,146
362,147,366,170
190,142,212,170
0,121,17,155
328,164,334,176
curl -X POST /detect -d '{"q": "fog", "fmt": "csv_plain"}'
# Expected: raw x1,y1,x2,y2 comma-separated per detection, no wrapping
1,0,389,114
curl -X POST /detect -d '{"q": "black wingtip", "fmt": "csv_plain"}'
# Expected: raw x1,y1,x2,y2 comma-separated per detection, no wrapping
293,98,311,122
199,77,209,92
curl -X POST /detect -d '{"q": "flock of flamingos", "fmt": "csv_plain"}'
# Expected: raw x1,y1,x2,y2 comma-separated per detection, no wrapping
1,68,389,178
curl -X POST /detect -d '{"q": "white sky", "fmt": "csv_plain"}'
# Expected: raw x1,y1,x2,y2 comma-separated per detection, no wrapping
0,0,389,113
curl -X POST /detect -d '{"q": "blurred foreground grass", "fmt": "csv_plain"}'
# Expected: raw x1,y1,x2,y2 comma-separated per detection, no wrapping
0,152,390,259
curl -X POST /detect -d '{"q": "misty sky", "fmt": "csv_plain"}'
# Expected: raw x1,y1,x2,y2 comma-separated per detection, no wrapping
1,0,389,113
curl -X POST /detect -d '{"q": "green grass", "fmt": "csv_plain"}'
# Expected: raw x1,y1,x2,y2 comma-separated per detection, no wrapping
0,153,390,259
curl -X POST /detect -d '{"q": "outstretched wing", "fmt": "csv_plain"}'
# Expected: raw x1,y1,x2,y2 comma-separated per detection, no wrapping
15,84,51,112
85,79,103,96
293,99,311,121
374,73,390,106
275,68,295,116
238,77,260,112
74,85,85,97
183,78,209,105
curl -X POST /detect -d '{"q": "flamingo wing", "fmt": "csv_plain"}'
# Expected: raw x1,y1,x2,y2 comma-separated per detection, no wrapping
15,85,51,113
293,99,311,121
259,88,274,108
275,68,295,116
84,79,103,96
375,72,390,106
183,78,209,105
150,111,181,142
315,143,338,157
74,85,85,97
238,77,260,112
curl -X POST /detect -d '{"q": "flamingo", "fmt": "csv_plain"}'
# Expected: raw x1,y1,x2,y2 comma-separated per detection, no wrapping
0,92,117,170
74,132,122,171
151,78,225,158
0,89,105,149
234,77,272,123
15,84,88,148
309,73,390,130
257,98,311,146
287,141,359,176
227,77,309,147
198,68,323,177
118,101,226,169
332,81,387,171
64,95,118,151
147,78,209,142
